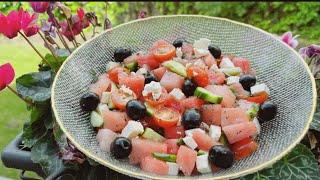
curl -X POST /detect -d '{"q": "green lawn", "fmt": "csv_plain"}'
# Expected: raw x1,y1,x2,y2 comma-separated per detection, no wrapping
0,38,47,179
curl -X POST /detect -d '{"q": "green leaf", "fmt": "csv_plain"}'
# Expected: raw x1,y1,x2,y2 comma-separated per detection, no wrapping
16,71,54,102
239,144,320,180
310,99,320,131
53,122,68,149
30,133,65,175
22,120,47,148
45,53,67,72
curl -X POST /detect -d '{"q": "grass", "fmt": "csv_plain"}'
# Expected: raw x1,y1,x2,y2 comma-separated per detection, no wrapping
0,37,47,179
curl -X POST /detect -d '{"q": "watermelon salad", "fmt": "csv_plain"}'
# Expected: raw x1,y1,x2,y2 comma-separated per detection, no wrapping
79,38,277,176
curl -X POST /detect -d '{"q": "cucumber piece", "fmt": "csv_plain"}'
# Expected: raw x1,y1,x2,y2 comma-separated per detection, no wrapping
142,128,165,142
176,138,185,146
162,60,187,77
125,61,138,72
90,111,104,127
221,67,242,76
246,104,259,120
144,102,155,116
111,82,118,91
152,152,177,162
219,132,230,148
197,150,206,156
194,87,223,104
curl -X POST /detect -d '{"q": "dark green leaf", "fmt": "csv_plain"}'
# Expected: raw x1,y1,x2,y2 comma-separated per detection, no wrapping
55,48,70,58
16,71,53,102
22,120,47,148
53,122,68,149
311,98,320,131
239,144,320,180
45,53,67,72
30,133,65,175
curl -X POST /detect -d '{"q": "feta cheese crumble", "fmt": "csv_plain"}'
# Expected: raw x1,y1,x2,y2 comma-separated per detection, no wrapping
136,67,148,75
209,125,221,142
182,136,198,150
100,92,111,104
252,117,261,136
169,88,185,100
250,83,270,96
227,76,240,85
120,121,144,139
220,57,235,68
119,85,134,96
176,47,183,58
142,81,162,100
167,162,180,175
193,38,211,58
106,61,120,72
196,154,212,174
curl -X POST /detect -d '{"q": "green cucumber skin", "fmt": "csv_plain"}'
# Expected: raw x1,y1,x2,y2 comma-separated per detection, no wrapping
221,67,241,76
90,111,104,127
144,102,154,116
197,150,207,156
219,133,230,148
247,104,259,120
142,128,165,142
194,87,223,104
152,152,177,162
125,62,138,72
176,138,185,146
162,60,187,77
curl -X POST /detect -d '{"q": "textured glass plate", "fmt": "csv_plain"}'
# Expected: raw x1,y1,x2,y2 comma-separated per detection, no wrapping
52,15,316,180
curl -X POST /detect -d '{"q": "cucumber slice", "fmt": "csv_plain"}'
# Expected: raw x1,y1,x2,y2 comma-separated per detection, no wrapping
144,102,155,116
221,67,242,76
176,138,185,146
246,104,259,120
219,132,230,147
194,87,223,104
197,150,206,156
141,128,165,142
125,61,138,72
111,82,118,91
162,60,187,77
90,111,104,127
152,152,177,162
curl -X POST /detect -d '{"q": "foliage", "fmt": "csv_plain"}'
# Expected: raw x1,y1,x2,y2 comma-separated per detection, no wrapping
239,144,320,180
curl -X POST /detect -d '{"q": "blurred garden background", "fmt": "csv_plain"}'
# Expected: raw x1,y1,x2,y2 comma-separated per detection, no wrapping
0,1,319,179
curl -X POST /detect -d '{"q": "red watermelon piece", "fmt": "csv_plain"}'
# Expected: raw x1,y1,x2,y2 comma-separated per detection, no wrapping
205,85,236,108
182,96,205,110
165,139,179,154
118,72,145,97
192,130,216,151
101,107,127,132
152,66,167,81
89,73,111,97
140,156,169,175
160,71,185,92
200,104,222,126
221,108,249,127
232,57,251,74
222,122,257,144
229,83,250,99
176,145,197,176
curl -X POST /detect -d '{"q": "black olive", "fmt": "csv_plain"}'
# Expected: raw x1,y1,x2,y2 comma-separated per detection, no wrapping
110,137,132,159
208,145,234,169
126,100,147,120
144,72,157,84
239,75,256,91
173,38,184,48
258,101,277,123
208,44,221,59
80,92,99,111
114,47,132,62
182,108,201,130
182,79,197,97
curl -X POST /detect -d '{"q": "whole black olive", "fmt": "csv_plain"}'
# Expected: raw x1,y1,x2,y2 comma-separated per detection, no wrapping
114,47,132,62
182,108,201,130
80,92,100,111
144,72,157,84
208,145,234,169
126,100,147,120
257,101,277,123
182,79,197,97
208,44,222,59
110,137,132,159
239,75,256,91
173,38,184,48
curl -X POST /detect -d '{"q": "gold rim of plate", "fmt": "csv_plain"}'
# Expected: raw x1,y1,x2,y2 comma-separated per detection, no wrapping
51,15,317,180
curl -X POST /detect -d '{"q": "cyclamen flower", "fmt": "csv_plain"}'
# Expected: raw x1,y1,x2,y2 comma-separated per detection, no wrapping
0,63,15,91
30,2,50,13
281,31,299,48
61,16,83,41
138,10,147,19
41,20,56,38
299,44,320,59
77,8,90,29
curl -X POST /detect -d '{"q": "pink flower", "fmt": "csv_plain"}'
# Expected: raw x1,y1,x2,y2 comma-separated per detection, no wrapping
61,16,82,41
138,10,147,19
30,2,50,13
77,8,90,29
20,10,39,37
0,9,23,39
281,31,299,48
0,63,15,91
77,8,85,21
299,44,320,59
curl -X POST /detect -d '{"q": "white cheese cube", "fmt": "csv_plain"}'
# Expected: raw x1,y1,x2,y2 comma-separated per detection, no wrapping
100,92,111,104
227,76,240,85
185,128,205,137
220,57,235,68
106,61,120,72
136,67,148,75
196,154,212,174
182,136,198,150
193,38,211,49
166,162,179,175
169,88,186,100
142,81,162,100
250,83,270,96
120,121,144,139
252,117,261,136
96,103,108,114
176,47,183,58
209,125,221,142
194,48,209,58
209,64,222,73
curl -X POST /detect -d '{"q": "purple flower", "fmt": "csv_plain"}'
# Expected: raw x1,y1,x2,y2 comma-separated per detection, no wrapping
138,10,147,19
299,44,320,59
41,20,56,38
104,17,112,30
30,2,50,13
281,31,299,48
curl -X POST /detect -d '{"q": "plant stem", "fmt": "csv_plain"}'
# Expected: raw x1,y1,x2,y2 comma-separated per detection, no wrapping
66,18,79,47
38,32,59,62
80,30,87,41
19,31,51,68
56,29,72,53
7,85,33,106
